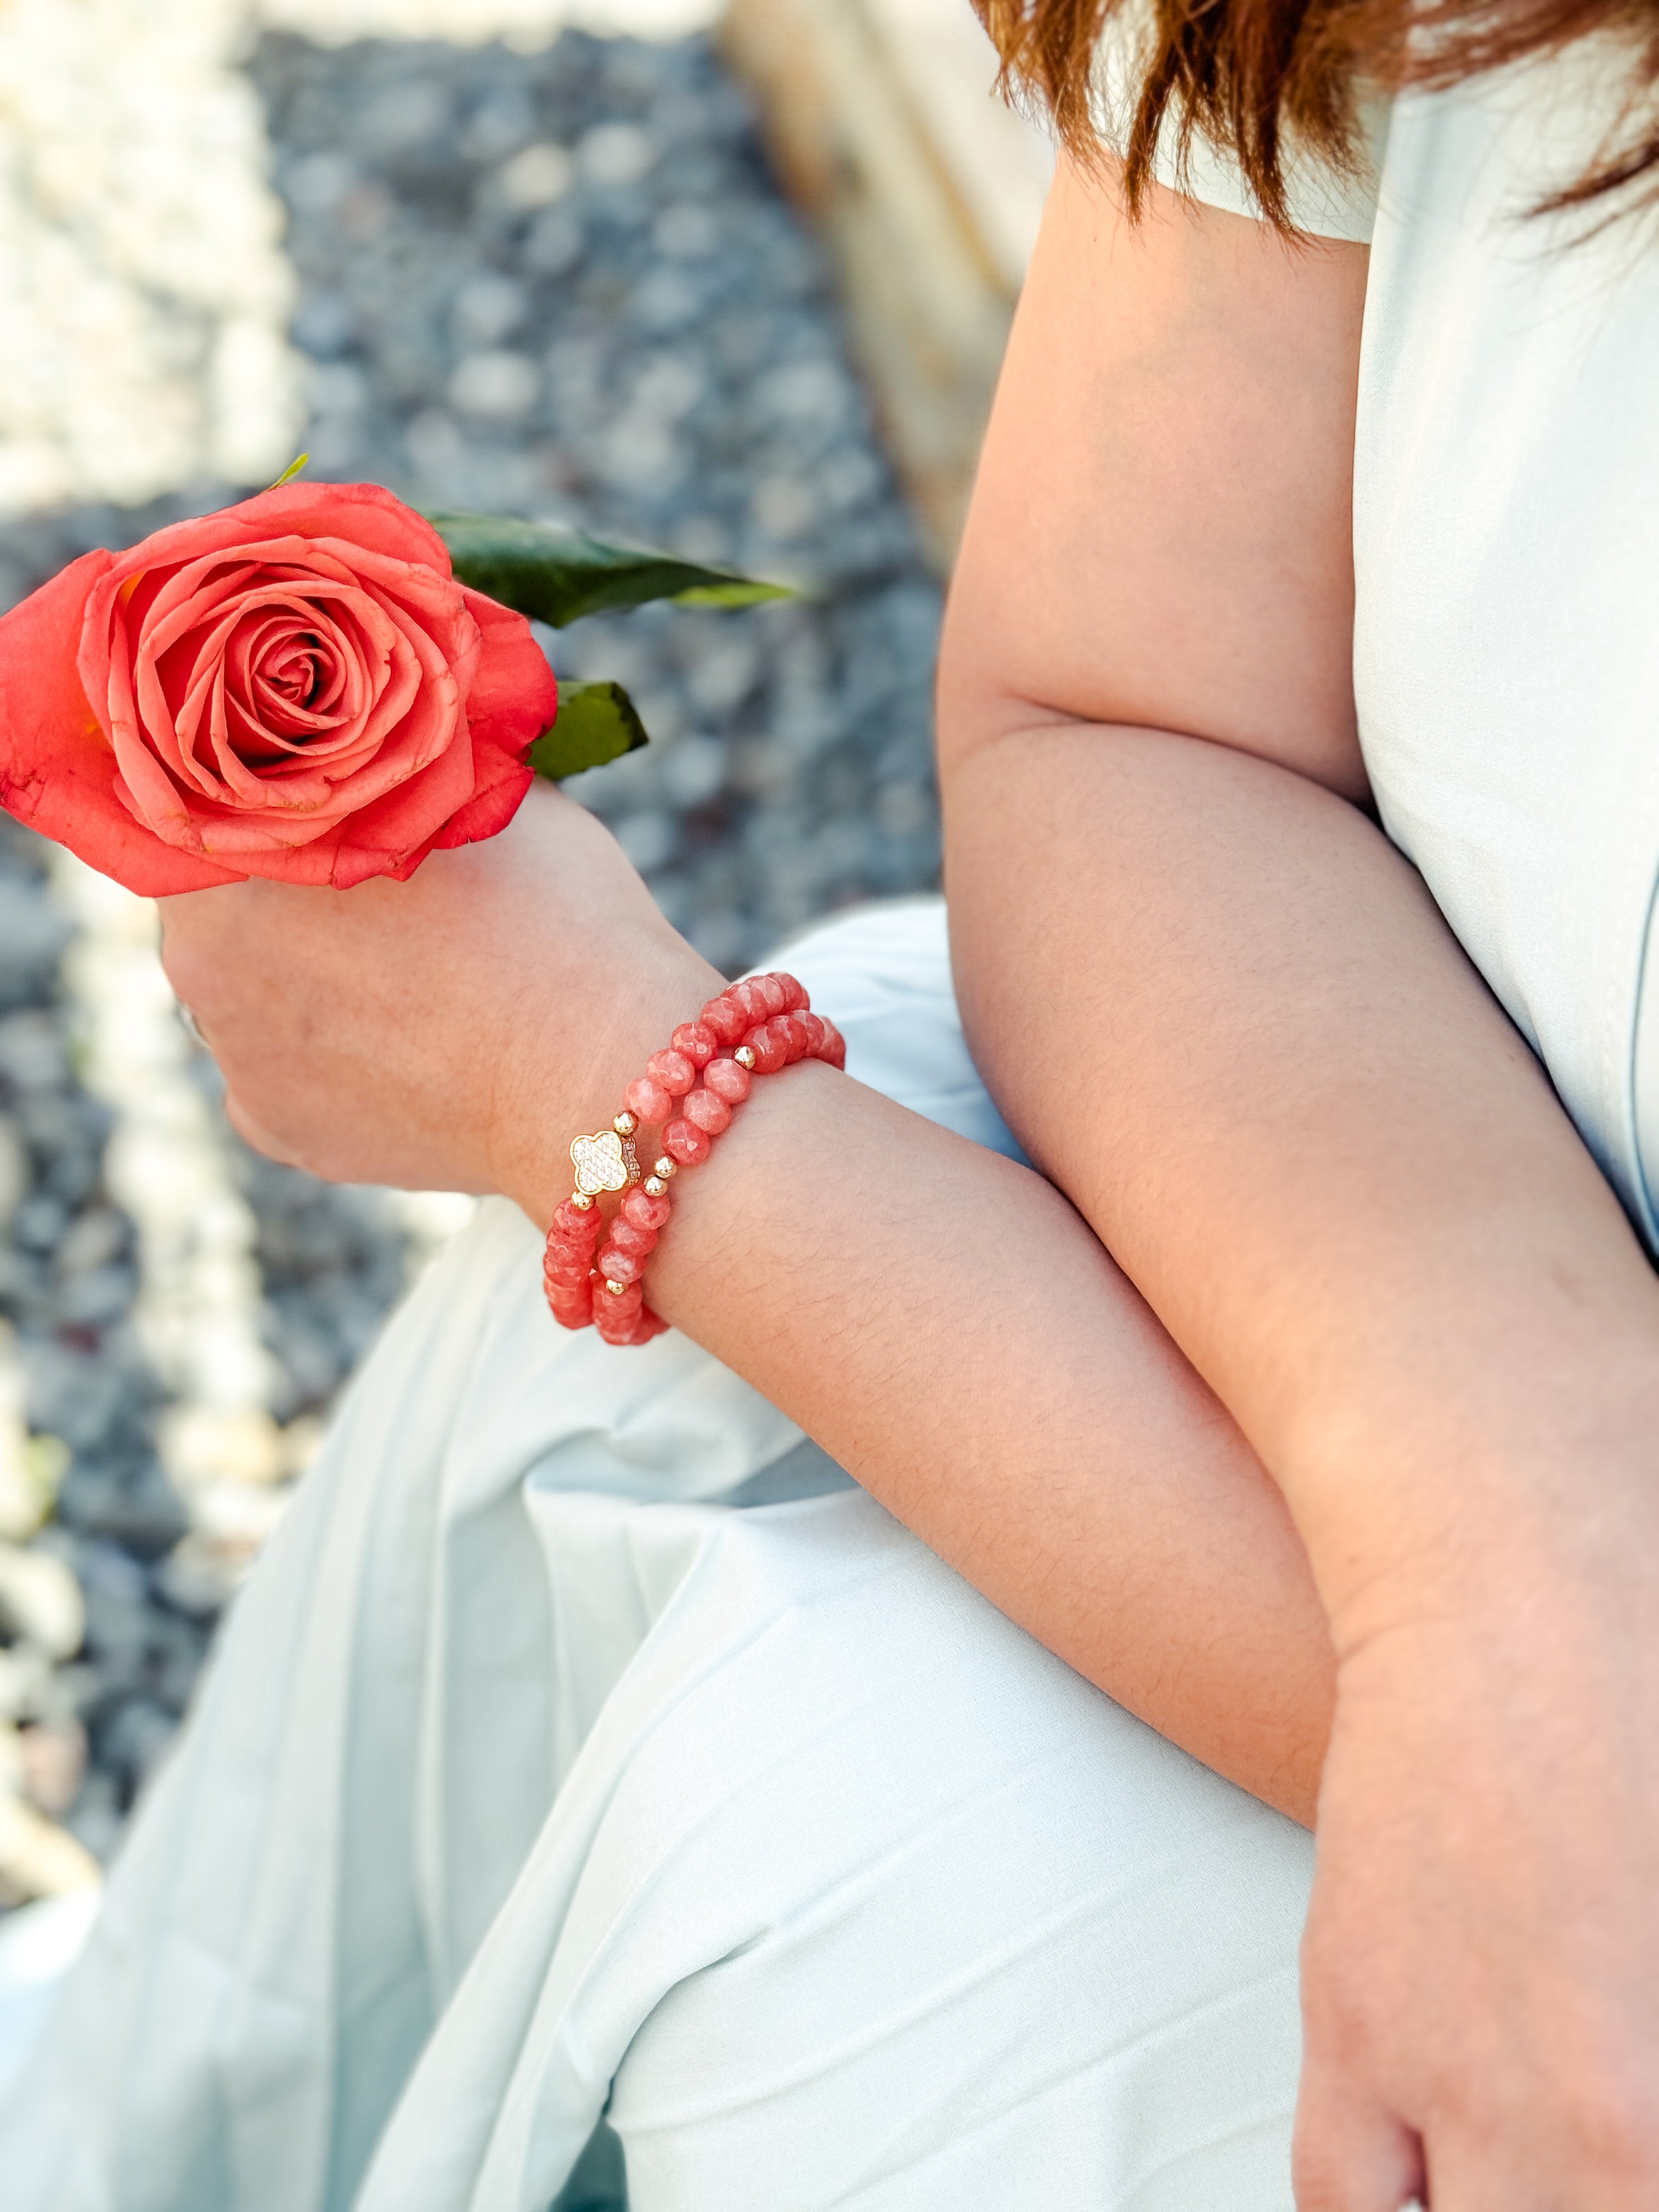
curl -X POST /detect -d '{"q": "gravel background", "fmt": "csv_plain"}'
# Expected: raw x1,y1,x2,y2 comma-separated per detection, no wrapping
0,27,943,1887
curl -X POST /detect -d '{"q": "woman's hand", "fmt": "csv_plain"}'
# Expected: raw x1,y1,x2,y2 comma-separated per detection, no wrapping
157,780,720,1221
1299,1500,1659,2209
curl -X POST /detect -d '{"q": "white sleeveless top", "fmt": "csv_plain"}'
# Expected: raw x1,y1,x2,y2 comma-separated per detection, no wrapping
1095,36,1659,1244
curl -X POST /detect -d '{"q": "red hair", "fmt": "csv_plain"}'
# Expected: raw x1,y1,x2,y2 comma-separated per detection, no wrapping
974,0,1659,225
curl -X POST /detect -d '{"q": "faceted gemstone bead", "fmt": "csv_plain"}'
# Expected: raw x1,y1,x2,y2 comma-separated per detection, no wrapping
778,1013,812,1062
549,1288,593,1330
671,1021,718,1068
621,1187,673,1233
625,1074,674,1126
728,978,769,1023
596,1244,644,1284
756,973,789,1016
629,1307,670,1344
793,1011,827,1058
747,1022,789,1074
703,1056,751,1105
596,1284,645,1339
682,1086,732,1136
544,1255,595,1289
663,1117,713,1167
645,1048,696,1098
699,994,747,1046
608,1217,657,1261
773,973,807,1013
816,1019,846,1068
554,1198,602,1242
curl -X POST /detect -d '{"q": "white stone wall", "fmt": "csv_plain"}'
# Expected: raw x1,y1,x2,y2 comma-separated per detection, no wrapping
0,0,725,521
0,0,302,514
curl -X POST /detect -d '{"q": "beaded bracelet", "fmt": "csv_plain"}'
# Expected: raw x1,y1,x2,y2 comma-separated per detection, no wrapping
542,972,845,1347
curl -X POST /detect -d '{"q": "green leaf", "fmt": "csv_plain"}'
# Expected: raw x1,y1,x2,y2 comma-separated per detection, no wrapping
267,452,311,491
528,679,650,781
428,511,793,628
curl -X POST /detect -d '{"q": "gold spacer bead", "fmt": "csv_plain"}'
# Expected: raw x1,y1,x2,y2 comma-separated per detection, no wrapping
653,1156,676,1180
570,1189,595,1210
604,1278,629,1297
644,1176,667,1199
613,1110,637,1138
735,1046,757,1070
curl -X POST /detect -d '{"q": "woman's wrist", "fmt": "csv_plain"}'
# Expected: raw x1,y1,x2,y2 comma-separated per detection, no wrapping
489,933,724,1231
1288,1327,1659,1654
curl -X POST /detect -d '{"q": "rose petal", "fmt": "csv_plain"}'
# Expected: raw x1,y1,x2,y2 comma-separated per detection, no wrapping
0,554,241,892
98,484,456,608
459,587,559,758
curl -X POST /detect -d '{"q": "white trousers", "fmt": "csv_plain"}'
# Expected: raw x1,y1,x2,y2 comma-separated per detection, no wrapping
0,901,1313,2211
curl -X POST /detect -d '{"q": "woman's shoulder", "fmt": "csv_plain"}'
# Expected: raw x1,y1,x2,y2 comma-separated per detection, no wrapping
1089,6,1389,243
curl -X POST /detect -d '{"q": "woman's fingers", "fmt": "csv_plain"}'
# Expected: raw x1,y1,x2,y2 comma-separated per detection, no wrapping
1295,1566,1659,2212
1293,2069,1424,2212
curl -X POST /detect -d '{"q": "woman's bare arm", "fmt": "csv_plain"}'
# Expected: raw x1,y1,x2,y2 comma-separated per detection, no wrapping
162,785,1334,1824
941,154,1659,2210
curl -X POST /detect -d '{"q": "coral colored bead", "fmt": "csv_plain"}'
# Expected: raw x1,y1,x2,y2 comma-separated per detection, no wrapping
755,973,788,1016
777,1013,813,1062
729,978,769,1023
645,1048,696,1097
625,1074,673,1125
544,1253,595,1285
793,1011,826,1057
766,1017,802,1067
816,1019,846,1068
772,973,807,1012
608,1217,657,1261
703,1056,751,1105
554,1204,601,1244
699,994,747,1046
671,1021,718,1068
746,1022,789,1075
621,1187,672,1233
549,1290,591,1329
597,1244,645,1284
663,1117,712,1167
597,1286,644,1330
682,1086,731,1136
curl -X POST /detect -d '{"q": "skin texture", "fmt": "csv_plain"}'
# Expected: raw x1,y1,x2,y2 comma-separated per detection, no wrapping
155,150,1659,2211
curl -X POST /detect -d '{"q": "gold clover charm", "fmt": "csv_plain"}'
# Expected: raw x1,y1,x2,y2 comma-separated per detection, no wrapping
570,1128,639,1198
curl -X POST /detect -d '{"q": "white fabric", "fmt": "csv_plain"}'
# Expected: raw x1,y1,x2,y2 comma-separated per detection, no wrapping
0,900,1314,2211
1355,46,1659,1241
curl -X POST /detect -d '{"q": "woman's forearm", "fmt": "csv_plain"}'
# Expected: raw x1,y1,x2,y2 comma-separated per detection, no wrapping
619,1062,1334,1821
943,721,1659,1634
166,789,1335,1820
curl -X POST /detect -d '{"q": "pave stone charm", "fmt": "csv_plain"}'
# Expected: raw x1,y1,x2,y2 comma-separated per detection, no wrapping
570,1127,640,1199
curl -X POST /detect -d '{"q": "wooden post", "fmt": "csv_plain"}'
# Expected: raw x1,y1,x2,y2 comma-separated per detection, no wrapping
722,0,1049,570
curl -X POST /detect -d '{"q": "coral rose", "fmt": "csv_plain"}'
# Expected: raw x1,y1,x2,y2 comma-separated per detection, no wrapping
0,481,558,893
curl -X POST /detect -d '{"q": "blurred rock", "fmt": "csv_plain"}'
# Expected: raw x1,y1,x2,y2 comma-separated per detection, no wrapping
19,1717,87,1818
0,1542,84,1661
0,1777,101,1905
